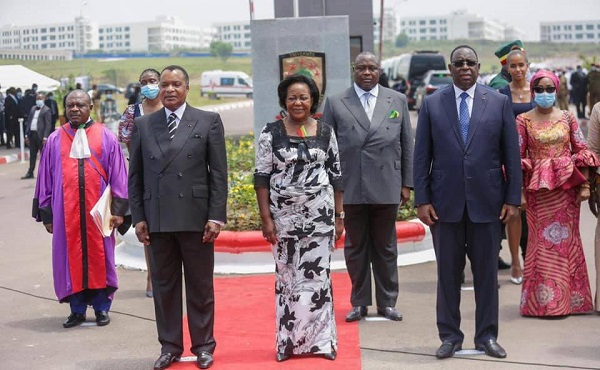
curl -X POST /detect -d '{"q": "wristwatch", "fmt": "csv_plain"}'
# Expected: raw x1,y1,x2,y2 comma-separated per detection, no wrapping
335,211,345,219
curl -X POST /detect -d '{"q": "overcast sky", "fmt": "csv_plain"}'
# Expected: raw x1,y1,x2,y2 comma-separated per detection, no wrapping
1,0,598,41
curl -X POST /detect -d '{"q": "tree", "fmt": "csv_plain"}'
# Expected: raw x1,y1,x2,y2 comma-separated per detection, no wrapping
395,32,409,48
210,41,233,63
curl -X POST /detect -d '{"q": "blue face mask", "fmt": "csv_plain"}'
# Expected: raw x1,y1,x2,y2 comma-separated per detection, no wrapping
534,92,556,109
16,92,22,99
105,94,113,100
141,84,159,99
36,99,45,108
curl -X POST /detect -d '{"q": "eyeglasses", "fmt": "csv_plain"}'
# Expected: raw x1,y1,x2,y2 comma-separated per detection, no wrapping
533,86,556,94
451,60,478,68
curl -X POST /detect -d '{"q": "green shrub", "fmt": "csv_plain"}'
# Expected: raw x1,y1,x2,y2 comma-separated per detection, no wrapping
224,134,416,231
224,134,261,231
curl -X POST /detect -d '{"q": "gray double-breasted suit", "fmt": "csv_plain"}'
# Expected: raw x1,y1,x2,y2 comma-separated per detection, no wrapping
128,104,227,356
322,85,413,308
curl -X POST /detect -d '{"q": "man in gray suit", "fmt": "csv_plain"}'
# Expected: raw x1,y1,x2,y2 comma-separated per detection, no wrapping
22,92,53,179
128,65,227,370
322,52,414,322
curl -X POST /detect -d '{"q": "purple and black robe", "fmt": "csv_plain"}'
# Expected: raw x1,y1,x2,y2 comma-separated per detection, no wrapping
33,121,129,302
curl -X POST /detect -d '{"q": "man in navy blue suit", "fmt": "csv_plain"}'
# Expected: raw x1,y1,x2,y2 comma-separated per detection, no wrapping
413,45,521,360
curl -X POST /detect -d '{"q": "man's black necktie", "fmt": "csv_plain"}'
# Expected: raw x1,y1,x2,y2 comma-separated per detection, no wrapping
167,113,177,140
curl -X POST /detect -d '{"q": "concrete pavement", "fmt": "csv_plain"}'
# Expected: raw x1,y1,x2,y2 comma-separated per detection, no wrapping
1,143,600,369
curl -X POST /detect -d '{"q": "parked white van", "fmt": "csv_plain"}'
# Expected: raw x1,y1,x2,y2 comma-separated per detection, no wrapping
200,70,253,99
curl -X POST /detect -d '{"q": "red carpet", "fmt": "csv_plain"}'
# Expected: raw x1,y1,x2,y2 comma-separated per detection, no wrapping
173,272,361,369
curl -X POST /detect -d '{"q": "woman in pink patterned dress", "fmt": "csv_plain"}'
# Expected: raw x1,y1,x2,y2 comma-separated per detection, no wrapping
517,70,599,317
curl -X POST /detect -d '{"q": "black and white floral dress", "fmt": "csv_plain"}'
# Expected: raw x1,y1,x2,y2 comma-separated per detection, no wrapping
254,120,343,356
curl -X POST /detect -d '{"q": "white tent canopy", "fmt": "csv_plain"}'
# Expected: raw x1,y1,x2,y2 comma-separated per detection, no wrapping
0,65,60,92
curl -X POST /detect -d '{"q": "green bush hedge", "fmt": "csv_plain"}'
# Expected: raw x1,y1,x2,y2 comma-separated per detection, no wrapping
224,134,416,231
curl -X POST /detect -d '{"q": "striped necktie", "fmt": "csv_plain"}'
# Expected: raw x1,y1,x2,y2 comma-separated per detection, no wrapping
459,92,470,143
167,112,177,140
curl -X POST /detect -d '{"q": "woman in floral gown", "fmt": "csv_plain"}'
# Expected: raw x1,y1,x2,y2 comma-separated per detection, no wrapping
254,74,344,361
517,70,599,317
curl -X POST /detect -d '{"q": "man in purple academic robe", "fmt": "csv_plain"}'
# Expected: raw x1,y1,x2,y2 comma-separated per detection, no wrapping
32,90,130,328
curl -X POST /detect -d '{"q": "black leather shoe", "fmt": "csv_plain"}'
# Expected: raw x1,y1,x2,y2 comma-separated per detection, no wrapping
95,311,110,326
435,341,462,359
21,173,34,179
476,339,507,358
63,313,86,328
345,306,367,322
377,306,402,321
196,351,214,369
323,351,336,360
276,352,291,362
153,353,180,370
498,257,511,270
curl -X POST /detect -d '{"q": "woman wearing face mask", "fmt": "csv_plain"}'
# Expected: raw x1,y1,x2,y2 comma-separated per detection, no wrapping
517,70,599,317
117,68,162,298
498,49,536,285
118,69,162,152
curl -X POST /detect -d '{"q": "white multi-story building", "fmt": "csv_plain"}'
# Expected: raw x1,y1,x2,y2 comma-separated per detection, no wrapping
213,21,252,50
399,10,523,42
0,15,214,54
540,20,600,43
0,16,98,53
99,16,211,52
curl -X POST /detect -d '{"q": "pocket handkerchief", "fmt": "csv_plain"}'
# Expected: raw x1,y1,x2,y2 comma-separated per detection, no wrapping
389,110,400,119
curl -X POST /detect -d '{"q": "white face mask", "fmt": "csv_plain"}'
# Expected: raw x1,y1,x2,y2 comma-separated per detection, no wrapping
36,99,45,108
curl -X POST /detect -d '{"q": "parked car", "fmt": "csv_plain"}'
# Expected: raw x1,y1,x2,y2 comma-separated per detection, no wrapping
381,50,446,110
95,83,123,96
414,70,453,111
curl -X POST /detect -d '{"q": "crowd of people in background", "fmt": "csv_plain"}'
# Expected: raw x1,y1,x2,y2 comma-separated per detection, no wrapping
0,36,596,369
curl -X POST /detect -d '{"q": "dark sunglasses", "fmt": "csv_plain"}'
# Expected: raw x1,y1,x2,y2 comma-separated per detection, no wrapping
451,60,478,68
533,86,556,94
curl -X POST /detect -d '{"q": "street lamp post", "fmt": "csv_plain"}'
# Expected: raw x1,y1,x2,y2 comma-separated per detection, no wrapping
378,0,384,61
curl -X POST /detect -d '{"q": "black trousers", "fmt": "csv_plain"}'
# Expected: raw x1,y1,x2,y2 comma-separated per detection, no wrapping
343,204,399,308
148,231,216,356
430,209,501,346
27,131,42,175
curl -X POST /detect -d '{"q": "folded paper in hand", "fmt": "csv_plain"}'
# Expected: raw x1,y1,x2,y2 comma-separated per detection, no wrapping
90,184,113,237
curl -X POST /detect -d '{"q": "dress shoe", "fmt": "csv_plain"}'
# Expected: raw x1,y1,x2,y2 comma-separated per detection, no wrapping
377,306,402,321
146,290,154,298
345,306,367,322
153,353,180,370
435,341,462,359
323,350,336,360
21,173,34,179
510,276,523,285
276,352,291,362
476,339,507,358
196,351,214,369
95,311,110,326
63,313,86,328
498,257,511,270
